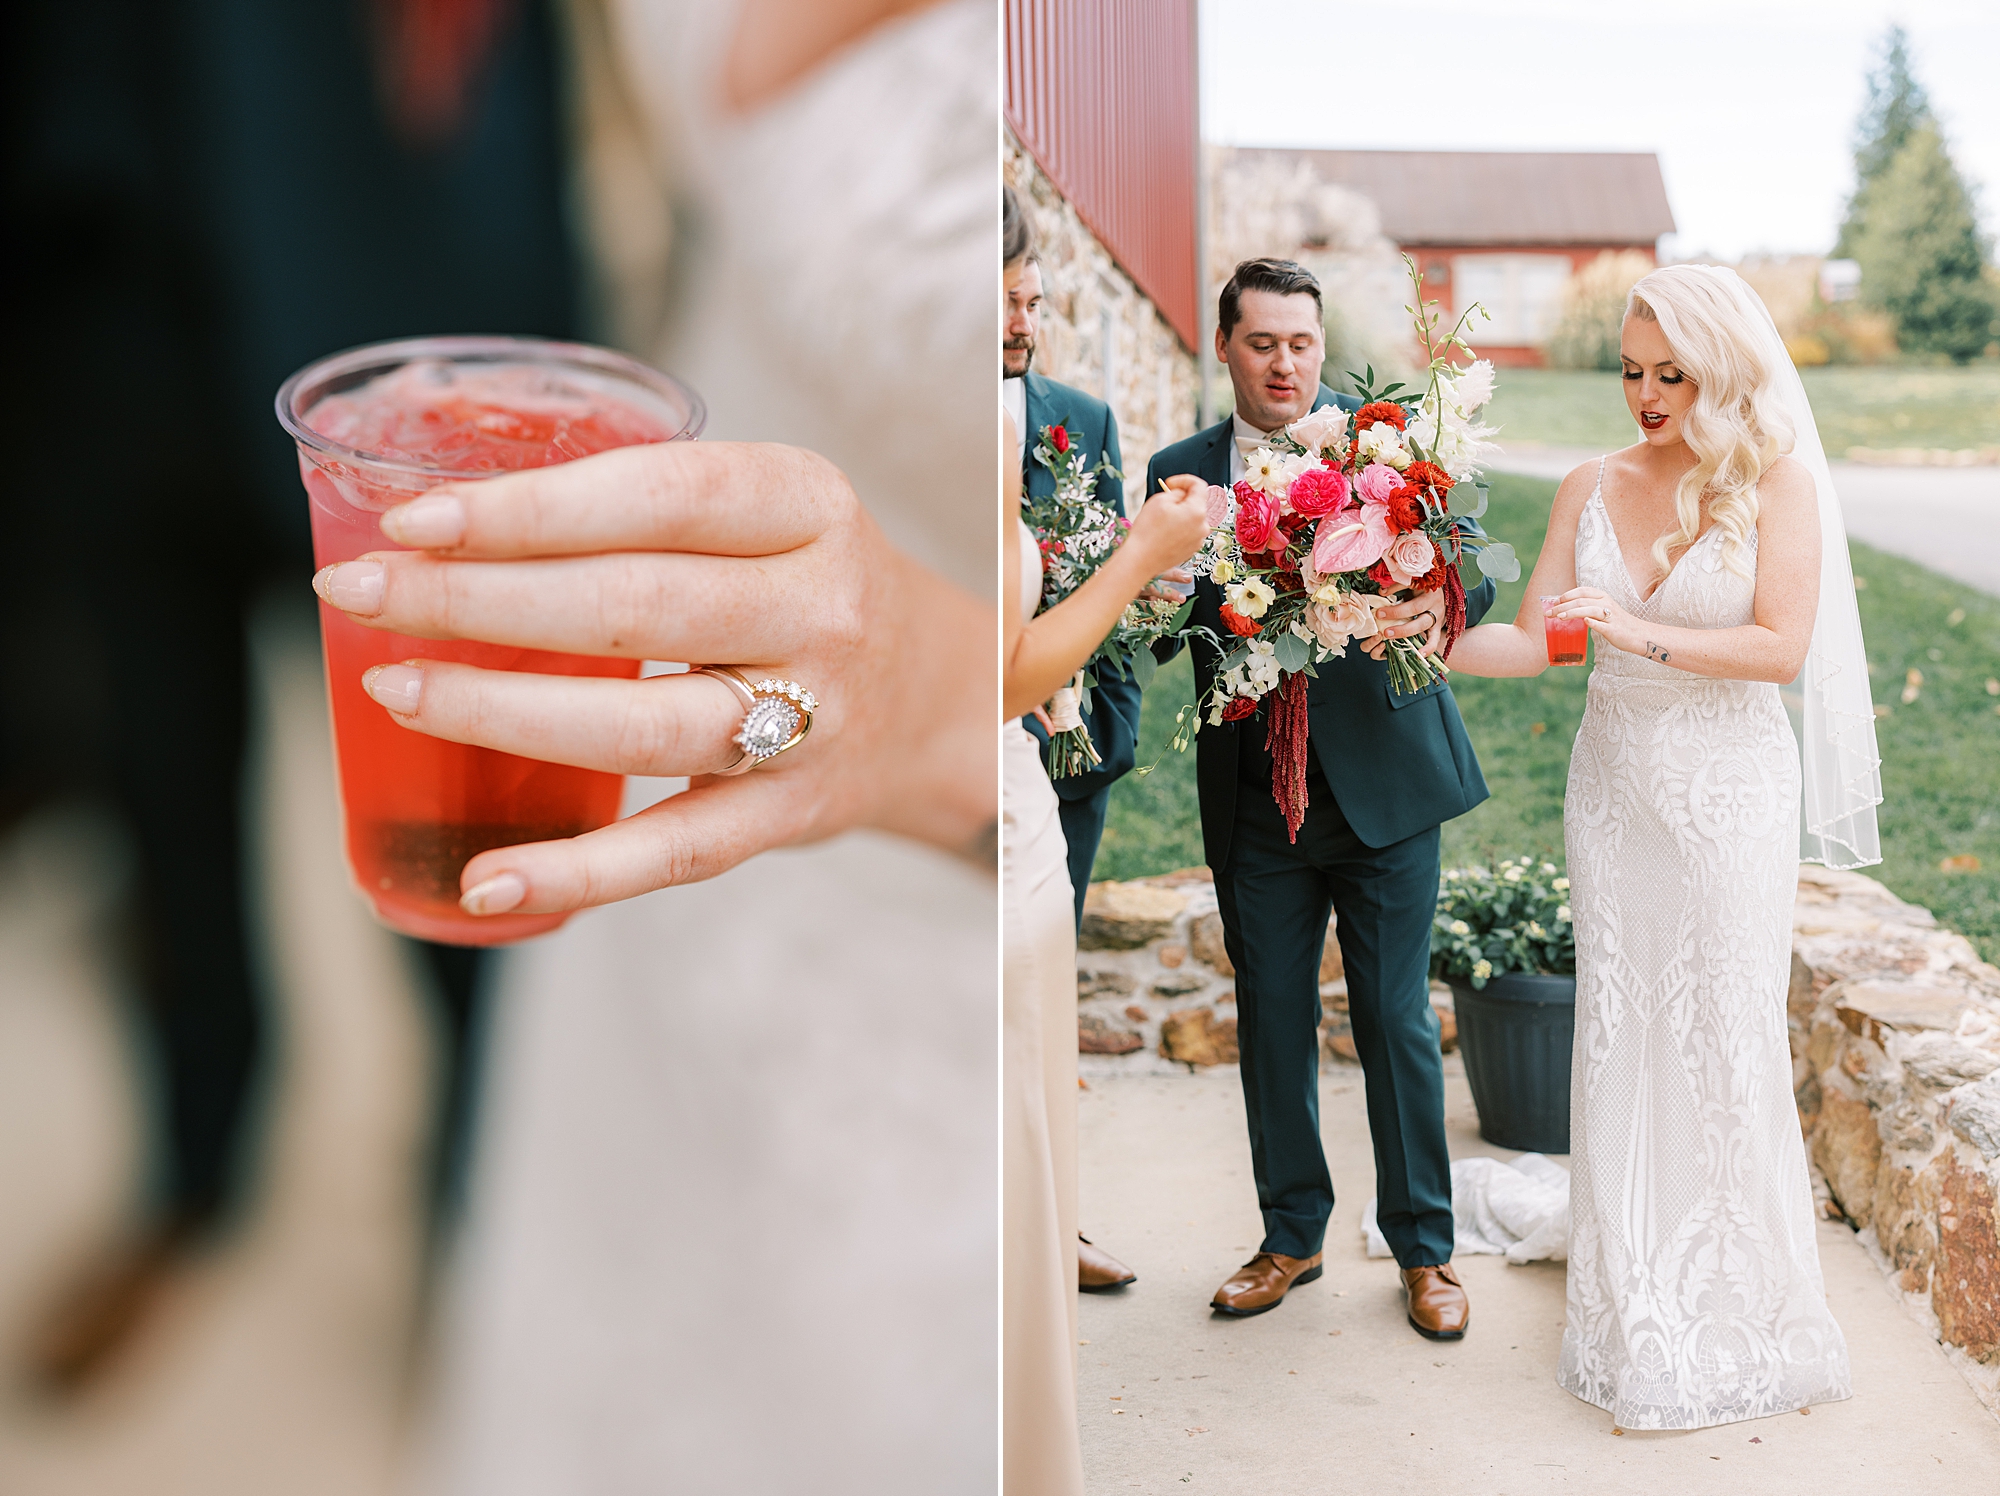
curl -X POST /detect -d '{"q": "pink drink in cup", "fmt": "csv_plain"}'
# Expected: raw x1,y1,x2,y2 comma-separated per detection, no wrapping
277,337,704,945
1542,595,1588,667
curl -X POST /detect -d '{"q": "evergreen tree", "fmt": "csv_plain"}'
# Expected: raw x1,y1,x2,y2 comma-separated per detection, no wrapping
1836,27,1931,258
1846,124,1995,362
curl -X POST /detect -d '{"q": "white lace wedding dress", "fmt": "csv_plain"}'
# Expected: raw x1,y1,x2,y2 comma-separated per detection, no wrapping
1559,458,1852,1429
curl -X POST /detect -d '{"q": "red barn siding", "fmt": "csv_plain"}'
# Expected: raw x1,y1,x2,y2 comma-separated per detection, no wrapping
1005,0,1200,348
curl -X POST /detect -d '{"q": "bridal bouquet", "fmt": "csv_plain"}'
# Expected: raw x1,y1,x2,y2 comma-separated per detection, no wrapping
1022,422,1194,776
1186,259,1519,835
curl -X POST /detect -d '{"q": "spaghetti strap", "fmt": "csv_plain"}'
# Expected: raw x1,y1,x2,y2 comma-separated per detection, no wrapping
1591,454,1606,500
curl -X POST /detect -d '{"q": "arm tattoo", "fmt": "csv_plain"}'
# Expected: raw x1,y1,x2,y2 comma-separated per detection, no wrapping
1645,640,1671,663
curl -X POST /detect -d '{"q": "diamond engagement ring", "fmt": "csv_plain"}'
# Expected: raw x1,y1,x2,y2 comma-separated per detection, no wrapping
696,665,817,775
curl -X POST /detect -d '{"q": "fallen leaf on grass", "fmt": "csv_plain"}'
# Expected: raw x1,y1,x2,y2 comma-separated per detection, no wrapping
1987,678,1999,696
1948,608,1966,626
1902,668,1923,705
1529,722,1546,737
1853,576,1868,590
1874,704,1893,718
1940,855,1982,873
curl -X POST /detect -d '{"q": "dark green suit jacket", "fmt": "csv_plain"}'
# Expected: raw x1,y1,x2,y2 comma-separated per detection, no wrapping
1016,371,1143,802
1144,385,1496,869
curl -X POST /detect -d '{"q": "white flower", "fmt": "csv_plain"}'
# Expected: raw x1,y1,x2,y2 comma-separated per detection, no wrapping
1556,905,1571,923
1503,865,1524,882
1226,577,1277,619
1245,446,1311,498
1354,424,1410,470
1211,557,1235,584
1472,959,1493,981
1552,877,1570,891
1526,921,1546,939
1451,359,1496,413
1449,920,1470,936
1540,862,1557,875
1286,405,1350,453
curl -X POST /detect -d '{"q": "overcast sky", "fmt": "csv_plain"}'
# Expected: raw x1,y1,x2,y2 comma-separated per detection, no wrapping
1202,0,2000,262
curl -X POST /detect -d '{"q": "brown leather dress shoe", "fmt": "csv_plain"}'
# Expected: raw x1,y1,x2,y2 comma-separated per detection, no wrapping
1210,1251,1323,1317
1078,1234,1136,1292
1402,1263,1469,1340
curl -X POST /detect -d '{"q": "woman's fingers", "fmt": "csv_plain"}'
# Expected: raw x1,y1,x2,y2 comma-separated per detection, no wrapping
362,662,757,777
456,777,801,914
314,549,826,662
377,441,845,559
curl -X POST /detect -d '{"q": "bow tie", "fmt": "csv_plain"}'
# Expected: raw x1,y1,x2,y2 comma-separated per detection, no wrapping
1234,430,1278,459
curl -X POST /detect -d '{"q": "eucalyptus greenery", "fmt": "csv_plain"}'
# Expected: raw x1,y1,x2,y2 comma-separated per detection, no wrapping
1431,857,1576,988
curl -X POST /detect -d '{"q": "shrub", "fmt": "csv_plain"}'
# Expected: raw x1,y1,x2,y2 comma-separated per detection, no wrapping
1542,251,1655,371
1431,857,1576,988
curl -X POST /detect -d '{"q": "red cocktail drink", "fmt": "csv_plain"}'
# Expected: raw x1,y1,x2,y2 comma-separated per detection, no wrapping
277,338,704,945
1542,596,1588,667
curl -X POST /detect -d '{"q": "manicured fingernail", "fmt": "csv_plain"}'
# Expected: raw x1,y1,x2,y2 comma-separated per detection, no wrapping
363,663,424,715
381,492,465,548
314,561,385,614
460,872,527,917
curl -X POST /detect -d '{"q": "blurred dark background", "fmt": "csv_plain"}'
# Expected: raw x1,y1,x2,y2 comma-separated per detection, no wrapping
0,0,583,1457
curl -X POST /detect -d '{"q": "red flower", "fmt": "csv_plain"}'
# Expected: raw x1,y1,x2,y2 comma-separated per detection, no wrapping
1413,557,1453,594
1286,463,1350,519
1234,485,1282,554
1384,484,1426,534
1368,560,1398,591
1050,424,1070,453
1219,604,1262,637
1221,696,1259,722
1354,400,1408,432
1404,459,1454,495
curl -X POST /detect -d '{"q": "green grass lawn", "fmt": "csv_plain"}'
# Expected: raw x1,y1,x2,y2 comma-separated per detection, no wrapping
1483,364,2000,456
1099,471,2000,963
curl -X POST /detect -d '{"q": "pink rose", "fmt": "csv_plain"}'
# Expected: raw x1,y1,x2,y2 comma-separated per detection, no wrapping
1306,593,1387,652
1235,484,1281,554
1383,530,1439,587
1286,464,1349,519
1354,462,1403,504
1309,501,1393,575
1204,484,1233,528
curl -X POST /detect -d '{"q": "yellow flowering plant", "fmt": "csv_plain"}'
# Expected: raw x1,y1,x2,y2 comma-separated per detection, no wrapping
1431,857,1576,989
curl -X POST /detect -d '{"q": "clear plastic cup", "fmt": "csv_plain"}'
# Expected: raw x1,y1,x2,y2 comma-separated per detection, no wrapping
277,336,704,945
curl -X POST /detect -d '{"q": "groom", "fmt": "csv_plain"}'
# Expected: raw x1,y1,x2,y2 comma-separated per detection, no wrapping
1145,259,1494,1340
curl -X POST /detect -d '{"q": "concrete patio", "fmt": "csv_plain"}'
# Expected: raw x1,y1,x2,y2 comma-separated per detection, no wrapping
1076,1063,2000,1493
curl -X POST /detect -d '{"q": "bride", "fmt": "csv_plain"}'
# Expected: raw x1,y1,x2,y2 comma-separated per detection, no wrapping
1445,264,1881,1429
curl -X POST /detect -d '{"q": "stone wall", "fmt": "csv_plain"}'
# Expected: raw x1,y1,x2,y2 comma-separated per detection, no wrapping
1790,865,2000,1415
1077,863,2000,1418
1005,134,1200,513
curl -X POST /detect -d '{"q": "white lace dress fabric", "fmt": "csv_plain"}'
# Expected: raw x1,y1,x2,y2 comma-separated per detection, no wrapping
1559,461,1852,1429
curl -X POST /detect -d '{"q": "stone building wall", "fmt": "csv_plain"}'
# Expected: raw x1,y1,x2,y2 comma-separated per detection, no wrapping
1076,863,2000,1419
1005,135,1200,511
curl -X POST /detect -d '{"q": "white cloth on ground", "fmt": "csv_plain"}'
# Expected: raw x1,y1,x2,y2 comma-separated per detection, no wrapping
1362,1154,1570,1265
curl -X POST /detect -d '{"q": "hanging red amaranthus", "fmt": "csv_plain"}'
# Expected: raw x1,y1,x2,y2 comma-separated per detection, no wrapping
1266,669,1312,843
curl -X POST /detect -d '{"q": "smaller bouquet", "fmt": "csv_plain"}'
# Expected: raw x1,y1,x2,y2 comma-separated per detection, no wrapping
1020,422,1194,777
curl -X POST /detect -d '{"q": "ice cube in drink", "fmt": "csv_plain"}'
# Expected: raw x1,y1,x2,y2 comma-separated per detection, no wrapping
1542,596,1588,667
278,339,703,945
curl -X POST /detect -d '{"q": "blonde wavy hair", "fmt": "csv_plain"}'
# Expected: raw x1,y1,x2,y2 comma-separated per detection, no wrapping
1624,266,1796,581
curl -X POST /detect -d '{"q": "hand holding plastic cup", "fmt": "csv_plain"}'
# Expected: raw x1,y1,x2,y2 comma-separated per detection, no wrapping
277,337,704,945
1542,595,1588,667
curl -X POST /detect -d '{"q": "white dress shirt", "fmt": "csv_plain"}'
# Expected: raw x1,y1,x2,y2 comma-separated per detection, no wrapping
1229,412,1272,485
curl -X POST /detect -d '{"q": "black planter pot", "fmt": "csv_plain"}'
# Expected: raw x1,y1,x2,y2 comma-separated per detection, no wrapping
1447,972,1576,1154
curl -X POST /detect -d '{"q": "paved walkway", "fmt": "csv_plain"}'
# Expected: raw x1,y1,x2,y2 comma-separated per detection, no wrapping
1077,1064,2000,1494
1490,443,2000,595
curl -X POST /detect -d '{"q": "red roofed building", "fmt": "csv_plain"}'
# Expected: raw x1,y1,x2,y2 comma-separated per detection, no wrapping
1226,148,1678,367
